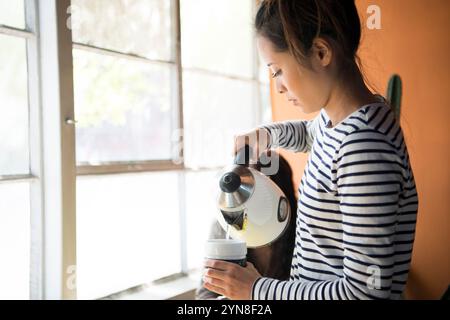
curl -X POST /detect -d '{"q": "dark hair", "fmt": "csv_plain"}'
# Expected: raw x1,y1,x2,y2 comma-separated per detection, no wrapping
255,0,362,72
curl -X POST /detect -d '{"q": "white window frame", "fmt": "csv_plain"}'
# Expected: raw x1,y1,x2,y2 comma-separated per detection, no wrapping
0,0,77,299
37,0,77,300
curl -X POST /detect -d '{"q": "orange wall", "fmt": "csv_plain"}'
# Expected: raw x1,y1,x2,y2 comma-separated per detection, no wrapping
269,0,450,299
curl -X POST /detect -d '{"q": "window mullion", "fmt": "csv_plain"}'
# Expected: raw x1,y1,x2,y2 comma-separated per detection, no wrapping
37,0,77,300
171,0,184,168
76,161,183,176
25,0,45,300
177,171,188,274
0,24,34,39
72,42,175,66
172,0,188,274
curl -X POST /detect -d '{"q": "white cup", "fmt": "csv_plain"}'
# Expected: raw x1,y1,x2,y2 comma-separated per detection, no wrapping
205,239,247,267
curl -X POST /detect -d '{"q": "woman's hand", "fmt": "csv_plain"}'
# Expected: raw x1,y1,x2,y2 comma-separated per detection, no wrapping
203,259,262,300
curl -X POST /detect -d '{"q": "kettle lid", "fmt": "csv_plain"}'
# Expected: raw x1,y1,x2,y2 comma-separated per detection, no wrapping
217,165,255,210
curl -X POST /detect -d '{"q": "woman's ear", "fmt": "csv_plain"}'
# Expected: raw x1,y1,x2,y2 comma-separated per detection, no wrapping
312,38,332,67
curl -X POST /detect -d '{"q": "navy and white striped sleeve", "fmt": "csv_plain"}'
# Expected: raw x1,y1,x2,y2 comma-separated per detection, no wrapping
252,133,406,300
333,132,403,299
259,116,319,153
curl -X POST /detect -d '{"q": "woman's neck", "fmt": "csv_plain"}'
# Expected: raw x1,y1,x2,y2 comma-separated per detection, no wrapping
323,71,378,127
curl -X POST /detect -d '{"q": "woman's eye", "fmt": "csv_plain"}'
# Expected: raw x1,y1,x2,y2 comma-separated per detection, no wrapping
271,70,282,78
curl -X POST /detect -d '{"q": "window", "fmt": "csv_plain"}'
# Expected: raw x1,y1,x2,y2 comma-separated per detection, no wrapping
0,34,29,175
71,0,177,167
0,0,25,29
0,0,270,299
180,0,271,272
76,172,182,299
0,182,30,299
70,0,183,299
71,0,172,61
0,0,32,299
73,0,270,299
72,49,174,163
181,0,264,168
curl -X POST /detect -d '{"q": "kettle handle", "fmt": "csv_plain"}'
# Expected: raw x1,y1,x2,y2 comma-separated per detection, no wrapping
234,145,254,166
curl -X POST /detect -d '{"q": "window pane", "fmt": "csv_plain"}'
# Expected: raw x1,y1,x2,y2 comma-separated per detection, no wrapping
0,0,25,29
258,58,270,84
76,172,181,299
0,34,29,175
0,182,30,299
73,49,173,164
182,71,257,168
181,0,254,78
260,83,272,124
71,0,172,61
185,170,220,270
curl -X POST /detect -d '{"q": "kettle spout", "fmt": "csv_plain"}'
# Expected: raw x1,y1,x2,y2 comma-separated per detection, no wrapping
220,209,245,230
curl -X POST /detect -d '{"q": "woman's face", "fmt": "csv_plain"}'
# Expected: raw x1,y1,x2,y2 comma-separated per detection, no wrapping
257,36,333,114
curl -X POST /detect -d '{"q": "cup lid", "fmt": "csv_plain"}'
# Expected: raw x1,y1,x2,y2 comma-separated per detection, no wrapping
205,239,247,260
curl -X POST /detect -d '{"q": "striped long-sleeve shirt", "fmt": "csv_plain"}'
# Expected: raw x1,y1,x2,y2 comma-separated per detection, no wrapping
253,97,418,300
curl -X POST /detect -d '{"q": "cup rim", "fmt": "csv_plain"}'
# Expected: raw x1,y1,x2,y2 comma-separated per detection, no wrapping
205,238,247,260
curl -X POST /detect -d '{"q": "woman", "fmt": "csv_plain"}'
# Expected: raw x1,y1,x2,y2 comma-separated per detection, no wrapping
196,151,298,299
202,0,418,300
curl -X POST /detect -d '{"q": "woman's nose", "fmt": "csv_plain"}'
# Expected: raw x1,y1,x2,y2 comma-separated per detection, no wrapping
275,78,287,94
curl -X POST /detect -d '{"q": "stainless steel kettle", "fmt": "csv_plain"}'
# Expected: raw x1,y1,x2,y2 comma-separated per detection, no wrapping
216,146,291,248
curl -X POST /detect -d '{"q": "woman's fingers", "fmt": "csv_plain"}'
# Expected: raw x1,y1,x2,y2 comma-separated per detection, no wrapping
203,261,232,298
204,259,237,271
203,272,227,287
204,267,229,281
203,281,226,296
203,259,261,300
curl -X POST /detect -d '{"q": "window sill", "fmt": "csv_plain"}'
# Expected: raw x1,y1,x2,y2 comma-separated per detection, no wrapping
106,270,202,300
